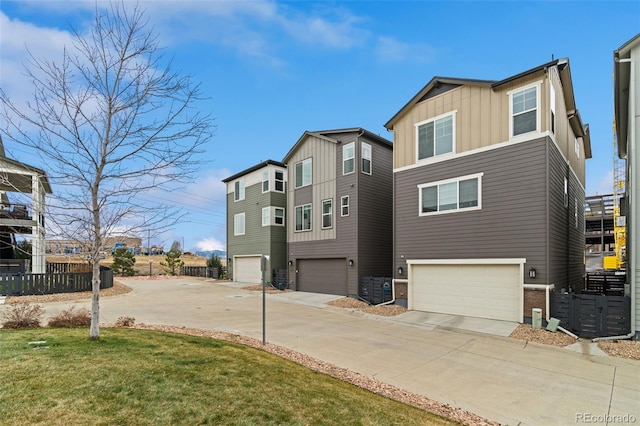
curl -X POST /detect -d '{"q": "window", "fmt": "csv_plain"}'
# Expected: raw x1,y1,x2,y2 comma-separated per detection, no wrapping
563,177,569,208
341,196,349,217
361,142,372,174
295,204,312,231
574,198,578,228
274,207,285,226
550,83,556,135
574,138,580,158
234,213,245,235
234,179,245,201
295,158,312,188
343,142,355,175
418,173,482,216
416,113,454,160
262,170,269,192
275,170,284,192
262,207,269,227
322,199,333,229
511,86,538,136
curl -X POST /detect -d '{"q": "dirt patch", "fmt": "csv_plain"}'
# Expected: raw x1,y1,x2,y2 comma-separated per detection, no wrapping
597,339,640,360
327,297,408,316
510,324,640,360
108,322,498,426
5,280,132,304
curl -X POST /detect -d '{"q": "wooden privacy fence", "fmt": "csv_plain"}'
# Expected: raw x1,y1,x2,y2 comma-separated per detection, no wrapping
180,266,219,279
0,266,113,296
553,292,631,338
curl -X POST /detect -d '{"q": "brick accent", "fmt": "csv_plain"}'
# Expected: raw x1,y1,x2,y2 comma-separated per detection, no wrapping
524,288,548,319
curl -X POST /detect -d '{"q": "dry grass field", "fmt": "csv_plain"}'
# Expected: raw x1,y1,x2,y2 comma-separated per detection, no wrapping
46,253,209,276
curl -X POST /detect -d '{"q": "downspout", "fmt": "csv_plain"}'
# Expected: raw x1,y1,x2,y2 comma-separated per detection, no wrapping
594,57,637,341
376,278,398,306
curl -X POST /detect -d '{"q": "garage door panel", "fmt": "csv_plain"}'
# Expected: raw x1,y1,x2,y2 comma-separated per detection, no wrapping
235,256,262,284
411,263,520,322
297,258,347,295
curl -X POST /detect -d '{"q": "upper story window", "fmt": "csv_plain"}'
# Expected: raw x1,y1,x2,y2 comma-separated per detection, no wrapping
274,207,285,226
343,142,355,175
234,212,245,236
418,173,483,216
574,138,580,159
361,142,372,174
341,196,349,217
262,170,269,193
563,177,569,208
511,85,538,137
275,170,285,192
295,158,312,188
416,112,454,161
295,203,312,231
322,199,333,229
234,179,245,201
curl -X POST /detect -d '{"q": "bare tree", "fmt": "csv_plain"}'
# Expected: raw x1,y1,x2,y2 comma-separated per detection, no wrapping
0,3,214,339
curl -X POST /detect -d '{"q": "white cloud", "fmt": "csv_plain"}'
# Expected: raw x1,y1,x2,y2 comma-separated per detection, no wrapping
196,237,225,252
375,36,437,63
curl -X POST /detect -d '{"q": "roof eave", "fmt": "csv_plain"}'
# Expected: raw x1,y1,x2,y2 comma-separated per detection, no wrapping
221,159,286,183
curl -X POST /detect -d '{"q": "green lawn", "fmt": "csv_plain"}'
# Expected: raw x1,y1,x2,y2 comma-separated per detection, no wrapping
0,328,457,425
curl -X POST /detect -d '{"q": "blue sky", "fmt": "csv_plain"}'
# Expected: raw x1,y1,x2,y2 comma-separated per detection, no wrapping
1,0,639,252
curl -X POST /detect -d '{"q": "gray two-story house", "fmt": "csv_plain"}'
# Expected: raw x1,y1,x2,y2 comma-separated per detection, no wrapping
283,128,393,296
223,160,287,284
385,59,591,322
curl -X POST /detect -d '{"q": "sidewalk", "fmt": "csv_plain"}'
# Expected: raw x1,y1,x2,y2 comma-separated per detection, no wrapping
9,278,639,426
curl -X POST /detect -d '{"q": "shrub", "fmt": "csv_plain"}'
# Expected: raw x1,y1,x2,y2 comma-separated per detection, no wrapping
1,303,44,329
160,249,184,275
115,316,135,327
47,305,91,328
111,247,136,276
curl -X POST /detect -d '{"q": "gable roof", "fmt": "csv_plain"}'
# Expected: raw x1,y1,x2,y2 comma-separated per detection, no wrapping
282,127,392,164
221,159,286,183
0,135,53,194
383,58,591,159
614,33,640,158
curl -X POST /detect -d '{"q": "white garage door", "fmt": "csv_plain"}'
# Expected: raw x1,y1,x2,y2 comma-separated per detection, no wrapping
410,262,521,322
234,256,262,284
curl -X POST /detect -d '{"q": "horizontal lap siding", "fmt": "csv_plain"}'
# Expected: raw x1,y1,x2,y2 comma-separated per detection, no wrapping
394,138,548,282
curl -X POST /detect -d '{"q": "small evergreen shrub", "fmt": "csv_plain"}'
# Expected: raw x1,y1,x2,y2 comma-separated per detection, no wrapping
1,303,44,329
111,247,136,276
160,249,184,275
47,305,91,327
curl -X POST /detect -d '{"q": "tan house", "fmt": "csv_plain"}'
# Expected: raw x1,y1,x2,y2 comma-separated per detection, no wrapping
385,59,591,322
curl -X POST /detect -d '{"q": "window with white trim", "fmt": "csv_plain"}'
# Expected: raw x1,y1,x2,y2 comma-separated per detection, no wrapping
322,199,333,229
563,177,569,208
234,212,245,235
295,158,312,188
361,142,372,174
295,203,312,231
416,113,454,160
234,179,245,201
418,173,482,216
341,196,349,217
511,85,538,136
343,142,355,175
274,207,285,226
275,170,284,192
575,198,578,228
262,207,269,227
262,170,269,193
574,138,580,158
550,83,556,135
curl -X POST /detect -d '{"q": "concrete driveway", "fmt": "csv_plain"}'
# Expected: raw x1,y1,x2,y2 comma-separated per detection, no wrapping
11,277,640,426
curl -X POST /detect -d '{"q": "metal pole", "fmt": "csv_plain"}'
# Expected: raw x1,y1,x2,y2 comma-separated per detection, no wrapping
262,268,266,345
148,228,152,276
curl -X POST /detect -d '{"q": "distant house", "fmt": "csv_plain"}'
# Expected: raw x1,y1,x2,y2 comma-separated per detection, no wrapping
222,160,287,284
282,128,393,296
385,59,591,322
614,33,640,339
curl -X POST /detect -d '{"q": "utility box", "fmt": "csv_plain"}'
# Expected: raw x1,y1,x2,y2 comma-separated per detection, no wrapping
532,308,542,329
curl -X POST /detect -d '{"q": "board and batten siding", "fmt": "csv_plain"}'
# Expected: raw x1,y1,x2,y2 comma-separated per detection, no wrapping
394,137,549,284
287,135,337,243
